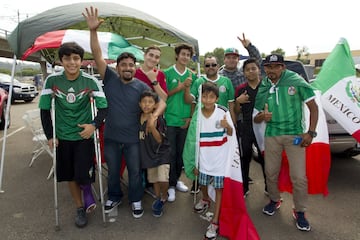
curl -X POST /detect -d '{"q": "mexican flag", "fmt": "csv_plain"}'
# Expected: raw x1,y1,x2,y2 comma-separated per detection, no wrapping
183,102,260,240
21,29,144,61
311,38,360,142
277,90,331,196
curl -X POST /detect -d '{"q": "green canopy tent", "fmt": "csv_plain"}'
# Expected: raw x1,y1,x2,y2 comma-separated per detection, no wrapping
1,1,200,228
7,1,199,68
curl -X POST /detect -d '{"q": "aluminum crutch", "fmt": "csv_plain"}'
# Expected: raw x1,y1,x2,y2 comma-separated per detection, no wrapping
89,93,106,224
51,95,60,231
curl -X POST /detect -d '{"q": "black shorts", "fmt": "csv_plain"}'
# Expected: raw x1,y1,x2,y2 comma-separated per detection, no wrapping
56,139,95,184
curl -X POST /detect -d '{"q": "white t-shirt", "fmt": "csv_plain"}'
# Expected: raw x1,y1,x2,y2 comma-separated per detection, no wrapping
199,104,232,177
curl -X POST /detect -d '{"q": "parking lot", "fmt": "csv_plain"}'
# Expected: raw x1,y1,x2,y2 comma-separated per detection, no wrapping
0,97,359,240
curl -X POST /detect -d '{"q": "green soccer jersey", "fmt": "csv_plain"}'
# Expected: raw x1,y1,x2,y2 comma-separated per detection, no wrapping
190,75,234,109
164,65,196,127
254,70,315,136
39,71,107,141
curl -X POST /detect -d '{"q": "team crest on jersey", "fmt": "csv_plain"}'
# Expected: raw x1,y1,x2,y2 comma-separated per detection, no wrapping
219,85,226,93
53,87,88,103
66,93,77,103
288,86,296,95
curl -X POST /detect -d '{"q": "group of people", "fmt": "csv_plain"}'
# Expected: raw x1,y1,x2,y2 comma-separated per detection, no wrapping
38,5,319,239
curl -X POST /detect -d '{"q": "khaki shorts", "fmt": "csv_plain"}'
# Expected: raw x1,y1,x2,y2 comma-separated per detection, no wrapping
147,164,170,183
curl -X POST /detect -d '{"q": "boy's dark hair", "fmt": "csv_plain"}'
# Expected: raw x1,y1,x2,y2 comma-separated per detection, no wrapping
116,52,137,64
242,58,260,71
202,81,219,98
58,42,85,61
174,43,194,58
140,90,159,103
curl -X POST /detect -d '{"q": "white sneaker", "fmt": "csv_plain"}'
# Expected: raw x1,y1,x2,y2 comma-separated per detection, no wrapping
167,188,176,202
205,222,219,239
131,201,144,218
176,180,189,192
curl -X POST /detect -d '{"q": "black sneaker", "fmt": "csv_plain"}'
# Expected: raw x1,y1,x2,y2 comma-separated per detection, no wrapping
75,207,88,228
262,200,282,216
293,211,311,231
104,200,121,214
132,201,144,218
190,183,200,194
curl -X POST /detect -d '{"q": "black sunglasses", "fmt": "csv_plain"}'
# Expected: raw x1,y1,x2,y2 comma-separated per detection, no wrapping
205,63,217,68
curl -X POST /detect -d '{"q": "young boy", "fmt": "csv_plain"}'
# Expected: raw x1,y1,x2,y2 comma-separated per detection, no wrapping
184,82,234,239
139,90,171,217
39,42,108,228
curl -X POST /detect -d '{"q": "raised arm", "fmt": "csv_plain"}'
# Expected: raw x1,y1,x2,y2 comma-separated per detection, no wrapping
82,6,107,79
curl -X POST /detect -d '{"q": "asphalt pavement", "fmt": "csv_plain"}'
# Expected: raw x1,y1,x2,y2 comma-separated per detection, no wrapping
0,98,359,240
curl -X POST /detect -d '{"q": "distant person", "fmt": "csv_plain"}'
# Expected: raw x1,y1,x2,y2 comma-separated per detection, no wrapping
139,90,171,217
83,6,166,218
164,43,197,202
39,42,108,228
218,33,262,90
184,82,234,239
253,54,318,231
33,74,41,90
234,58,266,197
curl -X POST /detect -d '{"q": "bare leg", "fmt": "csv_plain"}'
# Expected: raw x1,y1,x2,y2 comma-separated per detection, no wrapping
159,181,169,201
68,181,83,208
200,185,210,200
153,182,161,199
212,188,223,223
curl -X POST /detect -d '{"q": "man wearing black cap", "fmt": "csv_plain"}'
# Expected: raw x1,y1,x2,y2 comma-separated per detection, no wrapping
253,54,319,232
218,33,262,90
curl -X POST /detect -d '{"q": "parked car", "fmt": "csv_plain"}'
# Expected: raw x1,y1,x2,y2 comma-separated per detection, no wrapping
0,73,38,103
220,59,360,157
0,87,9,130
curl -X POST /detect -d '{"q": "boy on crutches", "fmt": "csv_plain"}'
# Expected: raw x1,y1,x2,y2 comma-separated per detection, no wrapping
39,42,108,228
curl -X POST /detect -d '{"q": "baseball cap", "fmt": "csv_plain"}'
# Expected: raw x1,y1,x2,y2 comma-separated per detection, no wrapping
224,48,240,56
263,54,284,65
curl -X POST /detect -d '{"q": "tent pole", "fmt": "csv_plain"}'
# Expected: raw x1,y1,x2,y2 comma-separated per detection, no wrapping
0,55,17,193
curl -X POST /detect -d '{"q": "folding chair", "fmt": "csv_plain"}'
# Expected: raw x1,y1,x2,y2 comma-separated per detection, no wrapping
22,109,54,179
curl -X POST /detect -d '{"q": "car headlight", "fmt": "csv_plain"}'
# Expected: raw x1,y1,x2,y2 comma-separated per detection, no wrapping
13,87,22,93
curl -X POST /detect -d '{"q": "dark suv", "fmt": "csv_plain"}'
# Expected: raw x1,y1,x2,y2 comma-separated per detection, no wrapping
0,73,38,103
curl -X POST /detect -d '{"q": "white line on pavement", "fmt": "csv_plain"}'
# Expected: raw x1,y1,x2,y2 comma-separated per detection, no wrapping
0,126,25,142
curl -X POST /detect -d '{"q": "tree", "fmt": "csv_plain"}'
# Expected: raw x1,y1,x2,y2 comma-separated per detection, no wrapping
296,46,310,64
271,48,285,56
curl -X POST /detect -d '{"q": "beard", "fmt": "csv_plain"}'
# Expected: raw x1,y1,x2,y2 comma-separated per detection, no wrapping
122,71,134,81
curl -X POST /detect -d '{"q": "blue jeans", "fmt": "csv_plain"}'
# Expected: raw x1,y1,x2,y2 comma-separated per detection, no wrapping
104,139,144,203
167,126,187,187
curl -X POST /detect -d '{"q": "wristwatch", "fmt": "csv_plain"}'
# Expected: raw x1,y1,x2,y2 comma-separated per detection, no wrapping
151,80,159,86
307,130,317,138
